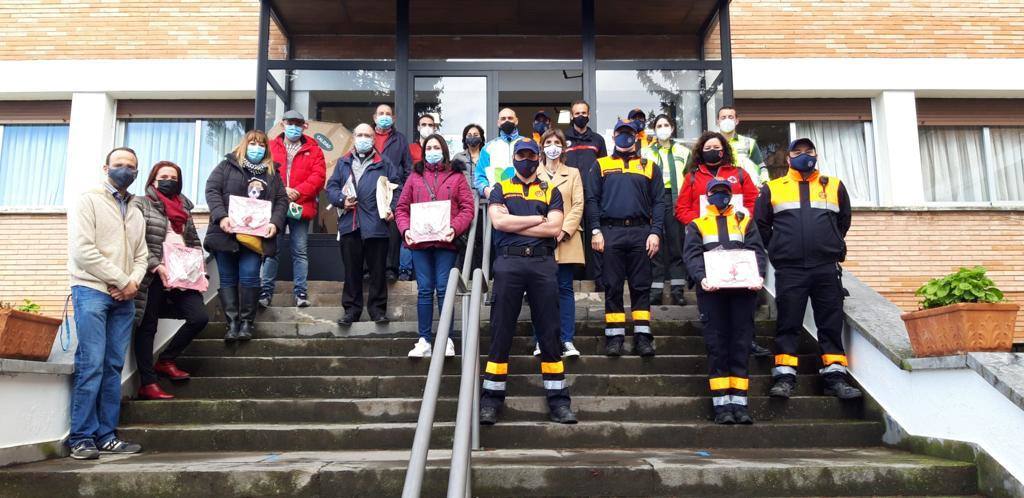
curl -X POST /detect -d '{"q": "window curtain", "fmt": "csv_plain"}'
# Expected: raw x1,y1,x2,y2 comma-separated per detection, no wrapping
0,124,69,206
991,127,1024,202
794,121,875,203
918,127,986,202
122,120,196,198
197,120,246,202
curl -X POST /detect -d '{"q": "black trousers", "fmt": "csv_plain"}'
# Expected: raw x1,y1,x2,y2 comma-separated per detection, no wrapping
697,288,756,407
652,190,687,294
773,263,847,379
134,278,209,385
582,228,603,286
386,221,402,274
340,231,389,320
482,253,570,411
601,224,653,338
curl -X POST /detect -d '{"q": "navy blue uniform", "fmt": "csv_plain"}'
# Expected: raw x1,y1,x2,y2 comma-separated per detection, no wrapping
483,176,571,411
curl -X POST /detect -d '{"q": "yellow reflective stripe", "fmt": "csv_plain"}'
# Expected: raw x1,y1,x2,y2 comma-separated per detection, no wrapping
730,377,750,390
632,310,651,321
709,377,730,391
605,313,626,323
541,361,565,374
775,354,799,367
822,354,848,366
485,362,508,375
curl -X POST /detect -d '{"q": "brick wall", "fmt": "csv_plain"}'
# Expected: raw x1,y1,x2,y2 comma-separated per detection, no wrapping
844,210,1024,343
730,0,1024,58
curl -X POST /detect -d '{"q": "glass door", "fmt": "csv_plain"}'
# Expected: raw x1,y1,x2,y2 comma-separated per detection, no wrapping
410,74,490,155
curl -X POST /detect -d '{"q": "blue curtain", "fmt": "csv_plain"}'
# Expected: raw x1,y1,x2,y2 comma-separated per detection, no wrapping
197,119,246,203
123,120,196,198
0,124,69,207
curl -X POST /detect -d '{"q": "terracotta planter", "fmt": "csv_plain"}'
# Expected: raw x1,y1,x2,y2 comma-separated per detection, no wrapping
0,308,63,361
901,302,1019,357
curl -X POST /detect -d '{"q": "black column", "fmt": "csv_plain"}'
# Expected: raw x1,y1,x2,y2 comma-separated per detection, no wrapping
254,0,270,131
718,0,735,106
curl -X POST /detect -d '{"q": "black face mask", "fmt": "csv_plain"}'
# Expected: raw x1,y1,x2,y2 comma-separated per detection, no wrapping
499,121,517,136
465,136,483,148
572,115,589,129
513,158,539,178
156,179,182,197
701,149,725,165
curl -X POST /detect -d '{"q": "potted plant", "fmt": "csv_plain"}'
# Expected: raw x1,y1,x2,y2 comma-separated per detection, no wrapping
0,300,63,362
901,266,1018,357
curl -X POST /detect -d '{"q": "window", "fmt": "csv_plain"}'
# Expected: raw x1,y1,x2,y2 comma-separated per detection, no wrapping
919,126,1024,203
118,119,248,205
989,127,1024,202
0,124,69,207
595,70,704,144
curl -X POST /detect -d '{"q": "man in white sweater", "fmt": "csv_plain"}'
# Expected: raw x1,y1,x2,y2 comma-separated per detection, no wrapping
66,147,149,460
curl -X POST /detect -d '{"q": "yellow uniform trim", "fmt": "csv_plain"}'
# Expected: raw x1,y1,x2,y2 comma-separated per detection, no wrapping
692,206,750,247
821,354,849,366
498,178,556,205
597,155,654,180
484,362,508,375
729,377,750,390
774,354,799,367
767,170,842,214
605,312,626,323
631,310,651,321
541,361,565,374
709,377,730,391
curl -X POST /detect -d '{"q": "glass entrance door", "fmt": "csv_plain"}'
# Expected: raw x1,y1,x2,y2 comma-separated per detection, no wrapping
411,74,489,155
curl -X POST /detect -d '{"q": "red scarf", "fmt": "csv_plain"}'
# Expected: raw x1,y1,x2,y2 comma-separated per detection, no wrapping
155,190,188,234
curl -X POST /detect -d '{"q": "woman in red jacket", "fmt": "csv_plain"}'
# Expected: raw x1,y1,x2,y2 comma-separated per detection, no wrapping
396,134,475,358
675,131,759,226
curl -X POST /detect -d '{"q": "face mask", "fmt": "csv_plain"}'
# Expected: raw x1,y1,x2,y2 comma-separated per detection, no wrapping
614,133,636,150
354,136,374,155
156,179,181,197
719,118,737,134
108,166,137,190
465,136,482,148
376,115,393,129
655,127,673,141
632,119,645,132
708,191,732,211
533,121,548,134
702,149,724,165
419,126,434,140
285,124,303,141
424,149,444,165
544,145,563,160
572,115,589,129
790,153,818,172
246,144,266,163
499,121,517,136
513,158,539,178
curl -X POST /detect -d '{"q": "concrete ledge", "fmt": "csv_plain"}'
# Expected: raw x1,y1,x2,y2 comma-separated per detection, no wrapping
903,354,968,371
839,271,916,367
0,440,67,468
0,358,73,376
967,353,1024,412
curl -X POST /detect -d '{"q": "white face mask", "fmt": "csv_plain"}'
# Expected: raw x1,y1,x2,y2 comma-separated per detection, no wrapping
419,126,434,140
655,127,673,141
719,118,737,134
543,145,563,160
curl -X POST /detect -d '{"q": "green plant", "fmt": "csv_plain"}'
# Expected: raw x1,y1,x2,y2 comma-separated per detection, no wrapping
0,300,41,314
914,266,1005,310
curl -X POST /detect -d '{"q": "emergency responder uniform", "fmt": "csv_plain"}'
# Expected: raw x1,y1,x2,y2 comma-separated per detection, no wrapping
683,179,767,425
642,137,691,305
586,120,665,357
481,139,577,425
727,133,770,184
754,138,862,400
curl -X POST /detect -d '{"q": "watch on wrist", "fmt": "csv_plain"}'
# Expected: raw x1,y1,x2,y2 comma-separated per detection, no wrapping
592,228,602,235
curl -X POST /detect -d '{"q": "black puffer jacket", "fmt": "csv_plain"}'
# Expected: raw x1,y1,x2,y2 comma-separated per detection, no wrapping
132,186,202,324
203,153,288,257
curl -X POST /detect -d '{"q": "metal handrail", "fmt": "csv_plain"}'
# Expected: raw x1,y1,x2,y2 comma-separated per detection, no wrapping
459,195,480,289
447,268,488,498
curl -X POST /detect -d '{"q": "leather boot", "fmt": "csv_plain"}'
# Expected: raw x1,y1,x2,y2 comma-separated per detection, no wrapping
154,359,190,381
237,287,259,341
137,383,175,400
219,287,240,343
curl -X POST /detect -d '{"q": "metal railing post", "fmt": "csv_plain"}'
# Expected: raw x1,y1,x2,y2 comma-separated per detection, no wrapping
447,269,486,498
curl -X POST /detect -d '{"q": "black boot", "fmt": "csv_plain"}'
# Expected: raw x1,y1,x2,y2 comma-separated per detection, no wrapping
750,341,772,358
713,406,736,425
219,287,240,343
670,287,687,306
237,287,259,342
634,333,655,357
824,374,863,399
732,405,754,425
650,288,664,306
768,376,796,399
604,336,624,356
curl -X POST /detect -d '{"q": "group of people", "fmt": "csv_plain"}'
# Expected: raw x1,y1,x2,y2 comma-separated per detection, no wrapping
63,100,861,460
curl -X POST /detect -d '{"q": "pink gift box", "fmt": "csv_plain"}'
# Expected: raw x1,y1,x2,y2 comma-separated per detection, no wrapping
162,241,209,292
229,195,272,236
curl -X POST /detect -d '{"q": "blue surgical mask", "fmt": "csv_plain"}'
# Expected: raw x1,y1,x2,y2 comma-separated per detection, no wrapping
107,166,137,190
708,191,732,211
284,124,303,141
790,153,818,172
376,115,393,129
424,150,444,165
533,121,548,134
246,144,266,163
614,133,636,150
354,136,374,154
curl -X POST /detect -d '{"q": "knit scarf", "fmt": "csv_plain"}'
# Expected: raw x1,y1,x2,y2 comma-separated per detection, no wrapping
155,190,188,234
241,156,268,176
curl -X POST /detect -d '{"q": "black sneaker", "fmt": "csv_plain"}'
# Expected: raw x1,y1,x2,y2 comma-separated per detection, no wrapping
714,409,736,425
98,437,142,454
372,315,390,324
824,376,864,399
750,341,772,358
670,288,687,306
295,293,311,308
336,315,356,327
549,405,578,424
732,406,754,425
768,377,796,399
68,440,99,460
398,270,414,282
650,291,664,306
257,291,272,308
634,334,655,357
604,336,624,357
480,406,499,425
385,270,399,283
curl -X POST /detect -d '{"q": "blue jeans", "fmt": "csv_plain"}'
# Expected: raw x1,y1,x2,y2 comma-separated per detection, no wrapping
400,246,414,274
260,218,309,295
215,247,263,288
533,264,577,344
411,248,458,340
68,285,135,447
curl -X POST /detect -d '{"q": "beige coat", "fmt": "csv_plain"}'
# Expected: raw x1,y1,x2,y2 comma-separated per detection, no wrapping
539,162,585,265
68,185,149,294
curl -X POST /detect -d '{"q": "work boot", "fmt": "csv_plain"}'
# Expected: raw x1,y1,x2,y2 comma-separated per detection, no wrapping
768,376,796,399
634,333,655,357
713,406,736,425
650,289,664,306
237,287,259,342
750,341,772,358
823,374,864,399
732,405,754,425
670,287,687,306
549,405,578,424
604,336,624,357
479,406,499,425
219,287,241,343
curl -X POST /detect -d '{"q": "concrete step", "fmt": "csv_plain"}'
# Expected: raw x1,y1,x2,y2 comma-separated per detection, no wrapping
158,374,831,399
268,291,700,307
182,335,819,358
115,420,884,452
273,280,671,295
172,354,827,377
120,396,863,425
0,448,977,497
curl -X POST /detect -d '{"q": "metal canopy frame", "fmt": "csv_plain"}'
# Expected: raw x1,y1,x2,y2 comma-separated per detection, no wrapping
254,0,734,133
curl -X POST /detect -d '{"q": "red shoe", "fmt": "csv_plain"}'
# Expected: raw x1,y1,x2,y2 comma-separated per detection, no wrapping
154,359,190,381
137,383,175,400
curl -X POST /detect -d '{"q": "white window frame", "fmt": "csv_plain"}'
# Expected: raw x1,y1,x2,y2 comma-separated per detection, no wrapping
0,122,70,213
788,120,879,208
920,125,1024,209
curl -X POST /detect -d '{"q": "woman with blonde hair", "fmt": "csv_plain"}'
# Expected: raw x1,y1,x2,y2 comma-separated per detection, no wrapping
204,130,288,342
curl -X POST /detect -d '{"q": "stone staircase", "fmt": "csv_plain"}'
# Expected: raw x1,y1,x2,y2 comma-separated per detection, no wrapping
0,280,979,496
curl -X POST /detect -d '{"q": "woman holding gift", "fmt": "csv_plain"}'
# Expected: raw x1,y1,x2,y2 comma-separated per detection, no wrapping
132,160,208,400
396,133,475,358
682,179,767,425
205,130,288,343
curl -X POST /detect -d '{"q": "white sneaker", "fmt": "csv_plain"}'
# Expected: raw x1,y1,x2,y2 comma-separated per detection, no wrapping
408,338,432,358
533,343,541,356
445,338,456,357
563,341,580,357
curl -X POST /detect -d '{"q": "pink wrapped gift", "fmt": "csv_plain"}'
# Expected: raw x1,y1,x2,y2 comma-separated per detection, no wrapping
704,249,761,289
229,195,272,236
407,200,452,244
162,241,209,292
